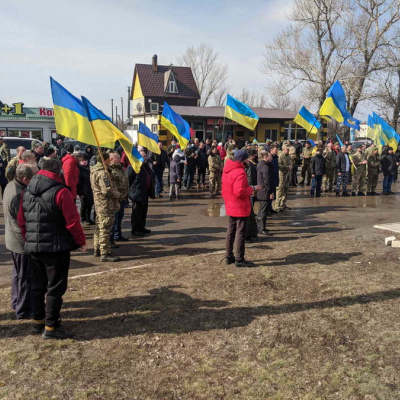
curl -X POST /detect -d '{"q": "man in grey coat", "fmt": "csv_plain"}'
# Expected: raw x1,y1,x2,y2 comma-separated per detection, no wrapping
3,163,38,319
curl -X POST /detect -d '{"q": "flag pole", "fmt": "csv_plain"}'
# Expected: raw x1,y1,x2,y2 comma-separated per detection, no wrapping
88,121,113,179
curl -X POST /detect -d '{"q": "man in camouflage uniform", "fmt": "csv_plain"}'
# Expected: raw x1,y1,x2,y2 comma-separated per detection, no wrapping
299,141,312,185
276,145,292,212
351,145,367,196
367,148,380,195
208,147,223,197
322,143,336,192
0,137,11,167
109,152,129,243
6,146,26,181
91,153,121,262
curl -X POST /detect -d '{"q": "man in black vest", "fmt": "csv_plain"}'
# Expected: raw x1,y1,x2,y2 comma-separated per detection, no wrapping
18,159,87,339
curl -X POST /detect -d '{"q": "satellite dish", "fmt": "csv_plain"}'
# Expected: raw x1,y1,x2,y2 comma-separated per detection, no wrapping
136,103,142,112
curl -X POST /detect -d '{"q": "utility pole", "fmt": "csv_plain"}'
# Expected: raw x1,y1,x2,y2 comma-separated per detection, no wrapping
111,99,114,123
115,105,118,128
127,86,131,122
121,97,124,127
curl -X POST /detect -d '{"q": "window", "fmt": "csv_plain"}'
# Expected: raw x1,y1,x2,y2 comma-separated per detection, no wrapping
167,74,178,93
265,129,278,142
151,124,158,133
150,103,159,113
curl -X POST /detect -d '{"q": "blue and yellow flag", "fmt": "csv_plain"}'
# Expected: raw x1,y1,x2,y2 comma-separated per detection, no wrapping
294,106,321,139
161,102,190,150
319,81,361,131
373,112,399,152
81,96,144,173
225,94,259,131
367,115,375,140
51,77,114,149
138,122,160,154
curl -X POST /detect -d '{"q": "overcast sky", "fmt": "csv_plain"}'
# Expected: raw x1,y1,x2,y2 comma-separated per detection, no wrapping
2,0,292,119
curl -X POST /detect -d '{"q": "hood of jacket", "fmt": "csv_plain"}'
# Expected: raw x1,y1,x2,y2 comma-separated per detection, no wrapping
27,170,63,197
62,153,76,164
223,159,245,175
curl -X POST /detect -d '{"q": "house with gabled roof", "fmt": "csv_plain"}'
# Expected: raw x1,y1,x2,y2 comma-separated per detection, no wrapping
130,55,200,141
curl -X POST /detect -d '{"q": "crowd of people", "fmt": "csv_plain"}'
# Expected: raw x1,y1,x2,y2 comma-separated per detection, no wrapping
1,134,397,339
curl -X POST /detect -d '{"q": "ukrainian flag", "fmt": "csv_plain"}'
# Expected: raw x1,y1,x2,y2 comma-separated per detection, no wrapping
81,96,144,173
161,102,191,150
294,106,321,139
50,78,114,149
138,122,160,154
367,115,375,140
224,94,259,131
373,112,399,152
319,81,361,131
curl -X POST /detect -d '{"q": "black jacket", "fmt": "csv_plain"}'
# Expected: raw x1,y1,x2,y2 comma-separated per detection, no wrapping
246,160,257,186
257,160,274,200
336,151,349,173
311,154,326,176
77,164,94,204
127,162,155,203
195,148,208,168
271,154,279,187
22,174,78,254
380,153,398,176
148,149,169,172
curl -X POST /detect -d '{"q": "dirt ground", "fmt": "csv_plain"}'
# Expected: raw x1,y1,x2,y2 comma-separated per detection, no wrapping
1,180,400,399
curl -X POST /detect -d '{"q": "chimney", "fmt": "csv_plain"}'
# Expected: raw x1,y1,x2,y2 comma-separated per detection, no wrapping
152,54,158,72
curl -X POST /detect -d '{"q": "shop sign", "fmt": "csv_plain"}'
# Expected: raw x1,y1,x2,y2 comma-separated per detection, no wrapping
0,101,25,116
39,108,54,116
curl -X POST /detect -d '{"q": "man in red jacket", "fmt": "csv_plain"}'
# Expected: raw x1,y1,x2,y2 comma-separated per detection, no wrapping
222,150,261,267
62,145,81,201
18,159,87,339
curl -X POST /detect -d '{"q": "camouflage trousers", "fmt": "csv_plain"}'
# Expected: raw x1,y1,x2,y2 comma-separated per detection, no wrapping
367,174,379,193
94,213,115,256
276,171,290,209
301,163,311,183
351,168,366,193
322,168,335,191
209,172,221,194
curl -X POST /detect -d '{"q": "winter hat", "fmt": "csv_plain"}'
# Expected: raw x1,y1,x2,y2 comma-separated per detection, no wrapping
234,150,249,162
66,144,74,154
44,147,55,157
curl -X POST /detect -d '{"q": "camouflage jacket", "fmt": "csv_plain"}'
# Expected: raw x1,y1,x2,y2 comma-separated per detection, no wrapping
367,154,380,175
109,163,129,201
5,155,19,181
302,147,313,164
0,143,11,163
278,153,291,174
323,150,336,169
208,154,223,173
90,163,120,214
352,151,367,169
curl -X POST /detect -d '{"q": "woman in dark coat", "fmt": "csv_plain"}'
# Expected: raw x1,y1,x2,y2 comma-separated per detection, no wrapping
0,155,8,201
77,155,94,224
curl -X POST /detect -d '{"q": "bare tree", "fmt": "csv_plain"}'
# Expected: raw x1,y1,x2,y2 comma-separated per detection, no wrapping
372,38,400,131
263,0,350,109
235,88,268,107
266,80,303,111
263,0,400,117
212,86,229,107
177,43,228,106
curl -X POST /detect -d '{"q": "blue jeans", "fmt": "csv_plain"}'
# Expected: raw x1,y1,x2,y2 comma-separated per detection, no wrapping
110,201,126,240
154,169,164,195
383,175,394,193
310,175,323,196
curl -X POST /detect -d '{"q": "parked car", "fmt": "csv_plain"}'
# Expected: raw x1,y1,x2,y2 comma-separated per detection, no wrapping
63,139,90,152
2,137,42,157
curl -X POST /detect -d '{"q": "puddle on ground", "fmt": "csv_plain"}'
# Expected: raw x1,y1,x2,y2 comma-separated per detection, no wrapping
204,202,226,217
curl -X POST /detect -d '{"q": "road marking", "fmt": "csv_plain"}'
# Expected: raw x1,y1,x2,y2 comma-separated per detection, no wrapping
70,264,153,280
